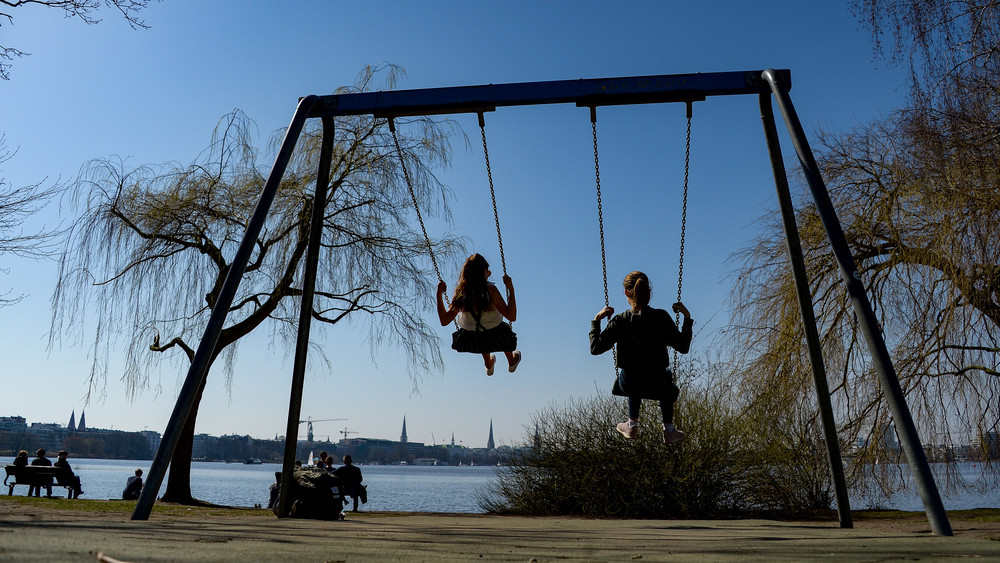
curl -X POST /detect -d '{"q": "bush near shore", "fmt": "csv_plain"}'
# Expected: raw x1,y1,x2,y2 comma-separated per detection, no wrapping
480,369,836,518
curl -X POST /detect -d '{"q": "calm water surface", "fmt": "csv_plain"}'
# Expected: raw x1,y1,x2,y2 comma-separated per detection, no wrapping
10,459,998,513
32,459,498,512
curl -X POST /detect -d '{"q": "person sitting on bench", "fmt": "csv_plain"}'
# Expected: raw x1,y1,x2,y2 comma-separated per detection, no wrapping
11,450,28,471
332,455,366,511
28,449,52,497
53,450,84,499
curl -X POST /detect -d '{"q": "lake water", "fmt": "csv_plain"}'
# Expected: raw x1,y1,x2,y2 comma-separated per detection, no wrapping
31,459,497,513
9,459,999,513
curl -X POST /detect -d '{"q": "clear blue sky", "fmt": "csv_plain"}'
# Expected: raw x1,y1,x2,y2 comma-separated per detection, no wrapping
0,1,908,449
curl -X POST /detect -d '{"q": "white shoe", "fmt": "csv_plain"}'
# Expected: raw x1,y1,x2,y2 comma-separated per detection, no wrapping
508,351,522,373
616,422,638,439
486,354,496,376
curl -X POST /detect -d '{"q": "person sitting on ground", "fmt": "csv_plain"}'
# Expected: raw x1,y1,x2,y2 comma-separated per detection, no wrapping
122,468,143,500
437,253,521,376
332,454,367,512
267,471,281,509
590,270,693,445
28,448,52,497
53,450,84,499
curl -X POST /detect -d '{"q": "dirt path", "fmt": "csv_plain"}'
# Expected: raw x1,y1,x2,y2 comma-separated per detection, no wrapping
2,499,999,562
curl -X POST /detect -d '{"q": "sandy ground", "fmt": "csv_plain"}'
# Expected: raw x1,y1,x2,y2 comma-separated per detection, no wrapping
1,499,999,562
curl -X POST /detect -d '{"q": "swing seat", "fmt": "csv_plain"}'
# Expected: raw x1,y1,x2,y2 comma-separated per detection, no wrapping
451,323,517,354
611,371,680,402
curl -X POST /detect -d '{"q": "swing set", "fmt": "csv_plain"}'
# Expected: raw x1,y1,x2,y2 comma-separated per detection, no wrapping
131,69,953,537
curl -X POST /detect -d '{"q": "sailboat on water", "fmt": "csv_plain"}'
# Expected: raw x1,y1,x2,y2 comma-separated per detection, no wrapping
307,451,315,467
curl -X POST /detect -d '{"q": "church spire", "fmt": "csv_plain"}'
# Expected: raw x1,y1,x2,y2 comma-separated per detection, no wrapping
78,410,87,431
67,410,76,432
487,419,495,450
400,416,407,443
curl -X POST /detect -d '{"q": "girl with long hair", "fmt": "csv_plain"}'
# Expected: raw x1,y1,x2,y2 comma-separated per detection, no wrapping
437,253,521,375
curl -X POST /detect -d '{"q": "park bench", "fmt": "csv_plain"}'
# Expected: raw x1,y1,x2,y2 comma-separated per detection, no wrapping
4,465,74,498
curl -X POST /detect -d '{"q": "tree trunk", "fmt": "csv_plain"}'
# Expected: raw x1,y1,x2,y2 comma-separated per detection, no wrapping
159,372,208,504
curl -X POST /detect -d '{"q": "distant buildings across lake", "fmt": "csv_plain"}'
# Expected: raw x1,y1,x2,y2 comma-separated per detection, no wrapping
191,417,529,466
1,412,160,459
2,413,533,466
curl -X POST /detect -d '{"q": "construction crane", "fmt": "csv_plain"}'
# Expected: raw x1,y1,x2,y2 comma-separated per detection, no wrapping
299,417,346,442
339,427,359,440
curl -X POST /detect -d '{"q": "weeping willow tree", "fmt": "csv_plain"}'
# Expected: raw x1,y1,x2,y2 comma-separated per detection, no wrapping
48,64,465,504
729,1,1000,494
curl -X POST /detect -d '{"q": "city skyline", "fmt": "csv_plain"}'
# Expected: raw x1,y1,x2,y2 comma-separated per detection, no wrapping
2,411,507,450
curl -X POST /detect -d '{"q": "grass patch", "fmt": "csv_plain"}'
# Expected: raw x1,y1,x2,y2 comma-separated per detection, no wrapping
852,510,922,520
852,508,1000,522
947,509,1000,523
0,496,274,519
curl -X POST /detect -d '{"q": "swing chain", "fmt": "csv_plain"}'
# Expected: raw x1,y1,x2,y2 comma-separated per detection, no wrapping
390,117,443,284
677,103,691,305
591,109,610,310
479,113,507,278
591,106,619,377
479,113,515,327
674,102,692,372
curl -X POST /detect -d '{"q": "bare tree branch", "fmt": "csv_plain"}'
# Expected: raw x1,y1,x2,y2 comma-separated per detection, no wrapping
0,0,155,79
0,134,62,306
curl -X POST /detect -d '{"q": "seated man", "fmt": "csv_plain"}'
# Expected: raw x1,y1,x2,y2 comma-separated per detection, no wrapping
267,471,281,509
28,449,52,497
332,455,366,512
53,450,84,499
122,468,143,500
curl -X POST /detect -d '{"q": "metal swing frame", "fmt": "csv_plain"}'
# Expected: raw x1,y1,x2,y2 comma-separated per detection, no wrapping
130,69,953,537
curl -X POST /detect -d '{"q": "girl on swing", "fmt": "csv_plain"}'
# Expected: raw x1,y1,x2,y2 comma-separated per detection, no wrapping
590,271,693,444
437,253,522,375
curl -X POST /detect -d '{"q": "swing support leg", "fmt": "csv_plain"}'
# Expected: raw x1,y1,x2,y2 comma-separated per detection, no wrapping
758,92,852,529
276,115,335,518
762,69,952,537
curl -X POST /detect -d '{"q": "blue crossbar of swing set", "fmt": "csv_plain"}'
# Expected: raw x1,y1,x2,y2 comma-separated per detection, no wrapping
310,69,791,118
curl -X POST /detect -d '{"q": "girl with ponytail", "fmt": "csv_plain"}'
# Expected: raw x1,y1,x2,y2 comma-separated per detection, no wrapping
590,271,693,444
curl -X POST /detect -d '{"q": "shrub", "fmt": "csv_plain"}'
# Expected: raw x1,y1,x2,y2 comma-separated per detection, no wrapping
480,367,833,518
